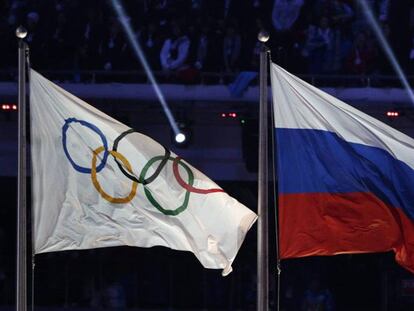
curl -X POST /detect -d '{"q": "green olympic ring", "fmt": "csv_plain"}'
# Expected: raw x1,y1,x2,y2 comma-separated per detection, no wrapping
139,156,194,216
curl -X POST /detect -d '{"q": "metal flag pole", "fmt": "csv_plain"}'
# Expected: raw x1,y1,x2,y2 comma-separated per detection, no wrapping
16,25,28,311
257,31,270,311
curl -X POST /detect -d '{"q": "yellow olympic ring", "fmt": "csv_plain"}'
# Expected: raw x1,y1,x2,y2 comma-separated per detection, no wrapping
91,146,138,204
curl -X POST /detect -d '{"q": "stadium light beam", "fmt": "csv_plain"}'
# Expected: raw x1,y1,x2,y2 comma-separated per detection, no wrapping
359,0,414,105
110,0,182,136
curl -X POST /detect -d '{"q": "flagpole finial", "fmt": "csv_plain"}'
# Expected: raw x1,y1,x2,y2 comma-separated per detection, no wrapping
15,26,28,39
258,30,269,43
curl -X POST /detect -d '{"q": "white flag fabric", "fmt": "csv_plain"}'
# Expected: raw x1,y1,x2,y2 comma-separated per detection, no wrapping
30,69,257,275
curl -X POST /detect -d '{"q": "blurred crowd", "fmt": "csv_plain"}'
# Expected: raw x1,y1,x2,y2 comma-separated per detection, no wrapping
0,0,414,82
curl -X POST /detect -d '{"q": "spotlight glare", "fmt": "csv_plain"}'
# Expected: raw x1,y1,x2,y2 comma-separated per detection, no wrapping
175,133,186,143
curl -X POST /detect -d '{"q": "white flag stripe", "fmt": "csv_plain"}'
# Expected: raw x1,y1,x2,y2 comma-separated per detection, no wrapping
30,69,257,275
271,63,414,170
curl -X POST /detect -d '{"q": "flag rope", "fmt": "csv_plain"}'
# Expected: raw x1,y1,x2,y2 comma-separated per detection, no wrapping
27,48,36,311
31,256,35,311
270,56,282,311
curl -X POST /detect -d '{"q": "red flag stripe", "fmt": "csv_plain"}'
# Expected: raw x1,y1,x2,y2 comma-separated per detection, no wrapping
279,192,414,273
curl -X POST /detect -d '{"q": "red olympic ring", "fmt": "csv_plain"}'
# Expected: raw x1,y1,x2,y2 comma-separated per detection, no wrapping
172,157,225,194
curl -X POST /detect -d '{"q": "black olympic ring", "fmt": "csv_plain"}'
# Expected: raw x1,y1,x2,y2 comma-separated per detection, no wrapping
112,128,171,185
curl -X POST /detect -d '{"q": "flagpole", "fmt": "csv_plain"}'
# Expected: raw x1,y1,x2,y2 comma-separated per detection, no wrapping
16,26,28,311
257,31,270,311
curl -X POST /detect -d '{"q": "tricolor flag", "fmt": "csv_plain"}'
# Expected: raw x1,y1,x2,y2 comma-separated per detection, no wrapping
30,69,257,275
271,63,414,272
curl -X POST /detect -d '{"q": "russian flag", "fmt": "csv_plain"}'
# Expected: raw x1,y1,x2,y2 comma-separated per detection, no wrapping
271,63,414,272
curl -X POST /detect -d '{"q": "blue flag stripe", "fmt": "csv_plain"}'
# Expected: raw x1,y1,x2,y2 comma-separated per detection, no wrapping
276,128,414,220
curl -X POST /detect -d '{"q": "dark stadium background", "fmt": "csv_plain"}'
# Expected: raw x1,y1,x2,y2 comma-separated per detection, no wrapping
2,0,414,310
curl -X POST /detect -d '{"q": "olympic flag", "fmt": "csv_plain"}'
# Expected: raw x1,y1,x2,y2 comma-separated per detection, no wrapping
30,69,257,275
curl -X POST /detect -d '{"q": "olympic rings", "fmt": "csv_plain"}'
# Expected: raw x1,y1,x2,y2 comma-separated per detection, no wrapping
140,156,194,216
172,157,225,194
62,118,224,215
62,118,109,174
91,146,138,204
112,129,171,185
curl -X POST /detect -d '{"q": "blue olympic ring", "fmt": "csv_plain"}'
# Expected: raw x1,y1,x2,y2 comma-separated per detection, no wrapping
62,118,109,174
